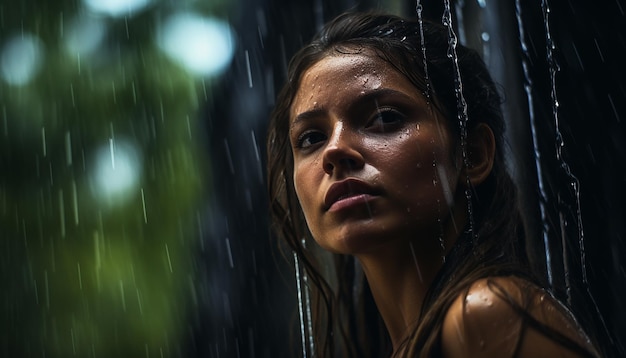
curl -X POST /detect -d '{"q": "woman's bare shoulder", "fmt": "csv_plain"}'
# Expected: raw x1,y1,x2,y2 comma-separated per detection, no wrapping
441,276,598,358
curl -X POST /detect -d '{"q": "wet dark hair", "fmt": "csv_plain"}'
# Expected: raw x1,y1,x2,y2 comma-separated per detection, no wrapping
267,11,596,357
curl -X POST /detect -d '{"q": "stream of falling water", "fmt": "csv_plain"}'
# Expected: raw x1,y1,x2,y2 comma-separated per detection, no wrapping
302,239,315,357
303,271,314,357
514,0,554,289
415,0,431,101
441,0,475,242
540,0,575,301
293,251,308,358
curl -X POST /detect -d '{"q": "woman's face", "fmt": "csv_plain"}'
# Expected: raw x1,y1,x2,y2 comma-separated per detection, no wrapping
289,49,464,255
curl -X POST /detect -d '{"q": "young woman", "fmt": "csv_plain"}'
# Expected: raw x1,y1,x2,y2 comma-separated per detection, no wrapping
267,11,600,357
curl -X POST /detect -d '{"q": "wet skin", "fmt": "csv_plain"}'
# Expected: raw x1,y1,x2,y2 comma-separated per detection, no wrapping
289,49,464,256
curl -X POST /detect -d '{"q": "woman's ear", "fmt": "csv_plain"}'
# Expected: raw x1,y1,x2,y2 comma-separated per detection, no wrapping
465,123,495,186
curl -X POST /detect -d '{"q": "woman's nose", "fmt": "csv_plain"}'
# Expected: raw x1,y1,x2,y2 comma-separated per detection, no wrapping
322,124,365,175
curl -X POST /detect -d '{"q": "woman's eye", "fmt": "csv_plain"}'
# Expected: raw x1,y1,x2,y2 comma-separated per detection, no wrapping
296,131,326,149
367,109,405,130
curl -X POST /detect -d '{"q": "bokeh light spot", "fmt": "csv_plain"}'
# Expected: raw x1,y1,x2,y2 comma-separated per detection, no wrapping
157,12,236,77
93,139,142,203
65,15,106,56
1,34,44,86
83,0,152,17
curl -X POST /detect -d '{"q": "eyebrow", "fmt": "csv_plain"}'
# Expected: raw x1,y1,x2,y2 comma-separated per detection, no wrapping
291,88,418,127
291,108,326,127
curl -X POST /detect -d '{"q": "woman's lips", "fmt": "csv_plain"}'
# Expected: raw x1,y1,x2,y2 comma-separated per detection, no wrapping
327,193,377,212
324,178,378,211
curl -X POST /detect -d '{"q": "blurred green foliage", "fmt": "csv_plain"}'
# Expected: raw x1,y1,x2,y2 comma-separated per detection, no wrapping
0,0,228,356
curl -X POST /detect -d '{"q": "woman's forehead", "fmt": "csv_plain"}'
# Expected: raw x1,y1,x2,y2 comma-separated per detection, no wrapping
289,51,419,120
302,48,382,80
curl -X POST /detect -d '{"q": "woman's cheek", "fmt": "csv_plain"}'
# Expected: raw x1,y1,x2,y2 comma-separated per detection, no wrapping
293,161,317,218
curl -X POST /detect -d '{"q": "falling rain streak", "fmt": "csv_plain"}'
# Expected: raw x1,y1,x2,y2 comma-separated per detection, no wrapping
71,180,78,225
225,238,234,268
77,262,83,290
301,240,315,357
119,280,126,312
223,139,235,175
541,0,583,296
245,50,253,88
42,127,47,157
141,188,147,223
109,138,115,169
441,0,475,239
136,289,144,316
593,38,604,63
415,0,430,100
65,131,72,166
59,189,66,238
70,83,76,107
515,0,554,287
165,244,173,273
293,252,308,358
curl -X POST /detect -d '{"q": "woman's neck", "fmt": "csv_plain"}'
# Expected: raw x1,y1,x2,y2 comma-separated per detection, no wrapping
355,205,467,352
356,238,443,351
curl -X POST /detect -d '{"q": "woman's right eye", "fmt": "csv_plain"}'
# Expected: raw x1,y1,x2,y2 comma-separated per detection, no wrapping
366,108,406,132
296,131,326,149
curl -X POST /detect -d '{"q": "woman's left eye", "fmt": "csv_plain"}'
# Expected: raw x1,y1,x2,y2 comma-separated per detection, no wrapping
366,109,405,130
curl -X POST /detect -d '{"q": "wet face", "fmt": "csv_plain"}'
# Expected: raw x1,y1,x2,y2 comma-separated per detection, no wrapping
289,49,464,255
